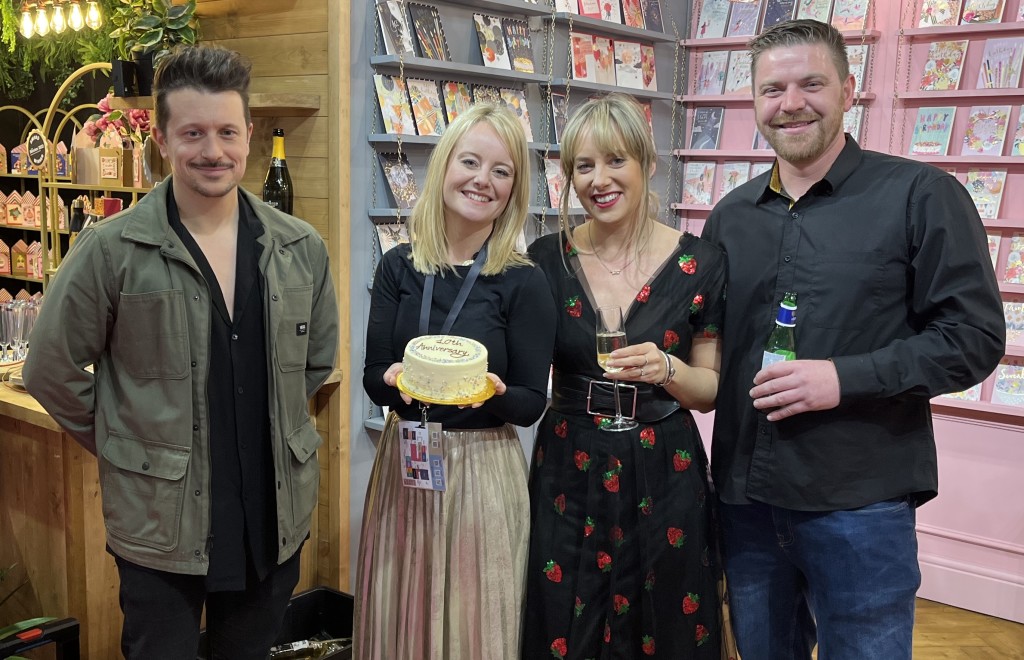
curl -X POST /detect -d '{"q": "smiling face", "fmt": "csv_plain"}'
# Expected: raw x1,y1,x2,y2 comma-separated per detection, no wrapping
152,88,253,206
442,122,515,234
753,42,854,167
571,129,647,228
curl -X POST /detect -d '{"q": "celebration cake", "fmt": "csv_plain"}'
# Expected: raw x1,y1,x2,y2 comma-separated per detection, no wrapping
398,335,492,404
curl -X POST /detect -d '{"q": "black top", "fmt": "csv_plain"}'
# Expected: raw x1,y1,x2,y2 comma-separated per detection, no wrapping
363,244,557,428
169,190,277,590
701,136,1005,511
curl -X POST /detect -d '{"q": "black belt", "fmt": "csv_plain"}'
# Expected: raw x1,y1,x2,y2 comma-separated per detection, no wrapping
550,370,681,423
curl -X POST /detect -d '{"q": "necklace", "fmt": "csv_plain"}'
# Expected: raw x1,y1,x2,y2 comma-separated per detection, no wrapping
589,225,634,276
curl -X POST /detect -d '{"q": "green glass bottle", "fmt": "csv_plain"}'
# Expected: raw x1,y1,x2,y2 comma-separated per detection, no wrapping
762,292,797,368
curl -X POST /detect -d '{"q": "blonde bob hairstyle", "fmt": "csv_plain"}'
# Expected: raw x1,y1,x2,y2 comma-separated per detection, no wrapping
408,102,533,276
559,93,661,260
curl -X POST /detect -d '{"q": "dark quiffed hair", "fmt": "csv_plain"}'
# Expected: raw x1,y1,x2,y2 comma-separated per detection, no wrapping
152,45,253,132
748,19,850,82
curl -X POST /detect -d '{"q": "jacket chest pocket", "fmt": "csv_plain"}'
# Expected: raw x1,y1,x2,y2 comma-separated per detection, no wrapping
114,290,189,379
100,432,191,551
276,285,313,372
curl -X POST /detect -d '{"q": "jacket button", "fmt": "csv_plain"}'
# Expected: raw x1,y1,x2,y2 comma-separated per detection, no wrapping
194,490,201,496
281,537,287,546
279,249,285,255
194,549,201,557
191,361,197,367
192,424,198,431
193,294,200,301
272,294,279,301
141,461,150,471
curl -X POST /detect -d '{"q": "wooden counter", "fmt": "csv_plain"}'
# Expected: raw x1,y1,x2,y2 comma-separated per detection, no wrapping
0,382,334,659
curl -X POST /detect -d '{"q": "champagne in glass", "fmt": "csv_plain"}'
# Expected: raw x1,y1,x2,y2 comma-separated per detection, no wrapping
595,306,638,432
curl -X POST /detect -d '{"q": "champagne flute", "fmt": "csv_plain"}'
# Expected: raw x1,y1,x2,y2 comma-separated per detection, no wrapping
596,306,637,432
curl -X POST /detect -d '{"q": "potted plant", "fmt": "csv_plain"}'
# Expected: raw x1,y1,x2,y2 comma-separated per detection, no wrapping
108,0,199,95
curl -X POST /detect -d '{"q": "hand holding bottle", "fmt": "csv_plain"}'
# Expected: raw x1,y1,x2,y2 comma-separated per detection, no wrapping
751,359,841,421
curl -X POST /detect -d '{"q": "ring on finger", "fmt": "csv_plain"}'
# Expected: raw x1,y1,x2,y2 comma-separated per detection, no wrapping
642,355,649,367
639,367,646,377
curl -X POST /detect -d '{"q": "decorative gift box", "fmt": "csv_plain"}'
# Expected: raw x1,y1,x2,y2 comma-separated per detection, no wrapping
10,240,27,276
72,147,136,187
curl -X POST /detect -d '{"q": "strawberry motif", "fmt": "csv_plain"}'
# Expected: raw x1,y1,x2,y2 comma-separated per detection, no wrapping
565,295,582,318
690,293,705,314
554,493,566,515
644,570,655,591
636,285,651,303
673,449,692,472
574,596,585,618
641,635,656,656
682,592,701,614
638,496,653,516
663,329,680,353
551,637,568,658
603,457,622,493
639,426,655,449
678,254,697,275
613,594,630,615
604,621,611,643
574,449,592,471
564,239,578,257
596,551,612,572
609,526,624,547
695,624,709,646
703,323,720,339
667,527,687,548
593,415,611,429
554,419,568,438
544,560,563,583
584,516,595,537
536,445,545,468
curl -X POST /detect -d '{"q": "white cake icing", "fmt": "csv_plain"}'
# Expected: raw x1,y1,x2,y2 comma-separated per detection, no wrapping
401,335,488,402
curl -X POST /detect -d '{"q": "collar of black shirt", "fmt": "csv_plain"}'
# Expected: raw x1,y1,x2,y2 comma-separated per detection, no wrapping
756,134,864,205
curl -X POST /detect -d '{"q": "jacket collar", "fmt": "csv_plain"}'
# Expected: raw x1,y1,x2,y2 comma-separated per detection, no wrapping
119,177,312,247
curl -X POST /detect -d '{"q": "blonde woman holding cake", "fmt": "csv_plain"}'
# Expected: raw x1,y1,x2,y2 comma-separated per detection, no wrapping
523,93,727,658
356,103,556,660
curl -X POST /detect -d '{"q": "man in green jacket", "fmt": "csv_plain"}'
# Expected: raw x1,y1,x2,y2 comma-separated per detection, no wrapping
23,45,339,660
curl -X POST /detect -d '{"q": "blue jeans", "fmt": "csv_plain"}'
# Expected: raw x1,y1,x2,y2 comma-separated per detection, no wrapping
719,498,920,660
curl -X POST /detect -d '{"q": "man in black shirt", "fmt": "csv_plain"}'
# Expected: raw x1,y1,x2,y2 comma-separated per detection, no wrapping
701,20,1004,660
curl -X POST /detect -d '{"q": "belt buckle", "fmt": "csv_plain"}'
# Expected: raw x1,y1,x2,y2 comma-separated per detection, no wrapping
586,379,638,420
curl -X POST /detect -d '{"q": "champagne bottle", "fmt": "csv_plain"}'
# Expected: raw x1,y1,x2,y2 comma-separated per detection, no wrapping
68,199,86,247
263,128,294,215
762,292,797,368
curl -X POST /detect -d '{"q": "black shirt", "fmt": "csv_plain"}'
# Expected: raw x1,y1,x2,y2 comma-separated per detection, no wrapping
701,136,1005,511
168,190,277,590
363,244,556,429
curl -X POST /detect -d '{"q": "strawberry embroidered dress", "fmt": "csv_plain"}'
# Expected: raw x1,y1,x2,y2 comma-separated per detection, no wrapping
524,232,726,659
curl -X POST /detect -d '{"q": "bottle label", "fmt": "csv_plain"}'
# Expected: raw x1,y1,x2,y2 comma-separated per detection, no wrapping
776,306,796,326
762,350,796,369
265,200,281,209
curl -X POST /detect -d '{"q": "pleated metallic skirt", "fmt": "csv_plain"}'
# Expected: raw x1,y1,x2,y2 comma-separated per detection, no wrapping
353,412,530,660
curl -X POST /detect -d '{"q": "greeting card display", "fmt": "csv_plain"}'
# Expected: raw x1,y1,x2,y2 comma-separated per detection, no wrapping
473,13,511,69
919,0,962,25
725,50,753,94
690,107,725,149
601,0,622,22
961,105,1010,156
751,161,774,177
472,85,501,105
499,88,534,141
570,32,596,82
961,0,1005,23
614,40,644,89
640,45,658,91
695,0,730,38
578,0,601,19
407,78,445,137
375,75,416,135
939,384,982,402
919,40,968,91
593,36,617,86
502,18,535,74
376,222,410,254
1004,301,1024,344
988,232,1001,271
378,152,420,209
550,92,569,143
831,0,869,30
622,0,645,28
965,168,1007,219
847,44,870,92
377,1,416,56
683,161,716,205
408,3,450,60
992,358,1024,407
844,105,864,140
909,106,956,156
796,0,834,22
727,0,763,37
762,0,797,29
441,81,472,124
640,0,664,31
976,38,1024,89
696,50,729,95
718,162,751,200
1011,105,1024,156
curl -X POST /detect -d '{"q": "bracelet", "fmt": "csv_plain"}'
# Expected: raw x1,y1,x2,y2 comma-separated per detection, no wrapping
655,351,676,387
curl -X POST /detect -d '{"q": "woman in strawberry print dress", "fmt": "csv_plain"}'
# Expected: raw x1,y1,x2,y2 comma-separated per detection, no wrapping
523,93,726,659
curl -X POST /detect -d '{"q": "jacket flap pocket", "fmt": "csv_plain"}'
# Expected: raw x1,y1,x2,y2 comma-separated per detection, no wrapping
287,421,323,463
102,432,191,480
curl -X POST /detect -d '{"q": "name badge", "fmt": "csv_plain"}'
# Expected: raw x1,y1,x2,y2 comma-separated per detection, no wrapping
398,419,446,492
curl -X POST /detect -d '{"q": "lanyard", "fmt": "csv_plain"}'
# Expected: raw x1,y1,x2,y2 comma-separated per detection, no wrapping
418,242,488,336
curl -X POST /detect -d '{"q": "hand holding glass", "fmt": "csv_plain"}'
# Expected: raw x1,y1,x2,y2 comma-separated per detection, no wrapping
595,306,637,432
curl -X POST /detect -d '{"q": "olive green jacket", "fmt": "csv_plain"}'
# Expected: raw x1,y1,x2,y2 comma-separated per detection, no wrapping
23,179,339,574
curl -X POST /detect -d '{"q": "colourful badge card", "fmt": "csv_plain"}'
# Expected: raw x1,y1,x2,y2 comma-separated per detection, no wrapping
398,420,447,491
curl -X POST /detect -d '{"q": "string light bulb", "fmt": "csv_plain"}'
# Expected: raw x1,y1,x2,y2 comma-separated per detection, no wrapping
34,2,50,36
51,1,67,33
20,2,34,38
67,0,84,30
84,0,101,29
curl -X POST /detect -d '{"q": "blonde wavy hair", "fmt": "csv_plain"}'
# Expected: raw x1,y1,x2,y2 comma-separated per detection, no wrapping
559,93,661,260
408,103,532,276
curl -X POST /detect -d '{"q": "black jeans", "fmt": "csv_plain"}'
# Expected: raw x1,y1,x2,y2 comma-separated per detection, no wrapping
115,550,301,660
